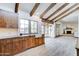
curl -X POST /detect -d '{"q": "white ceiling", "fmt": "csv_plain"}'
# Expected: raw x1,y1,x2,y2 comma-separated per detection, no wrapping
19,3,35,13
43,3,64,18
33,3,51,16
60,10,79,23
0,3,15,12
48,3,76,20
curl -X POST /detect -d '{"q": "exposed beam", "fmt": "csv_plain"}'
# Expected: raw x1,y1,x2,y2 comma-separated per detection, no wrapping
51,4,78,21
30,3,40,16
46,3,69,20
55,7,79,22
15,3,19,13
42,19,53,24
40,3,56,18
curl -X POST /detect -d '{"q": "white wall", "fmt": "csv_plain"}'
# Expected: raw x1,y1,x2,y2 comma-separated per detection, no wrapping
54,19,78,38
51,23,56,37
75,14,79,37
59,22,78,35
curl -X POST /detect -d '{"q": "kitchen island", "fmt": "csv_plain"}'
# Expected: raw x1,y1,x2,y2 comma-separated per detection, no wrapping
0,33,45,56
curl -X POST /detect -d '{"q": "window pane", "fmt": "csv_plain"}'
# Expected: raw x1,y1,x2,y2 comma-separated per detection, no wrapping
41,25,44,34
19,19,29,34
20,24,24,28
31,21,38,33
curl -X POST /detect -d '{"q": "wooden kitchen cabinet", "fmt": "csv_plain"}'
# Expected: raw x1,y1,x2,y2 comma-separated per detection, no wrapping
38,37,43,45
24,37,29,49
0,34,45,56
35,38,39,46
35,37,44,46
12,38,20,54
4,39,13,56
0,39,13,56
28,35,35,48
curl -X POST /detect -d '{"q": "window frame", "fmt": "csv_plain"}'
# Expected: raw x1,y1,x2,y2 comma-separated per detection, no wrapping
30,20,38,34
41,24,45,34
19,18,30,35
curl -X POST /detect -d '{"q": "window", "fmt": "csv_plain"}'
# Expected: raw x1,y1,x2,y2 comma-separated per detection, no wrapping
41,25,45,34
31,21,38,33
19,19,29,34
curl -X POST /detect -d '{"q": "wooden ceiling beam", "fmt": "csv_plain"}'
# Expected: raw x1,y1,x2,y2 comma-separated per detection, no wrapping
40,3,56,18
55,7,79,22
30,3,40,16
46,3,69,20
15,3,19,13
51,4,78,21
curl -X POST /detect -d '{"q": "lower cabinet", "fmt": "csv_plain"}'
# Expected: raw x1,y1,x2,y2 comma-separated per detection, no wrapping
12,37,23,55
35,38,39,46
0,35,45,56
28,36,36,48
38,37,43,45
5,39,13,56
0,39,13,56
35,37,44,46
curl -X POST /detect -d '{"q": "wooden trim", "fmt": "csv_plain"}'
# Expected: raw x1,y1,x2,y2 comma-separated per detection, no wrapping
55,7,79,22
51,4,78,21
30,3,40,16
40,3,56,18
46,3,69,20
15,3,19,13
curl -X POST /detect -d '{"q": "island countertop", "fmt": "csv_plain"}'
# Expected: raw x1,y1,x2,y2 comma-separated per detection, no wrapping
0,28,43,39
0,28,29,39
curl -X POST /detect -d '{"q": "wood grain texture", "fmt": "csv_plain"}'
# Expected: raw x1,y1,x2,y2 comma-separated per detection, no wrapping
0,35,45,56
46,3,69,20
40,3,56,18
55,7,79,22
30,3,40,16
15,3,19,13
51,4,78,21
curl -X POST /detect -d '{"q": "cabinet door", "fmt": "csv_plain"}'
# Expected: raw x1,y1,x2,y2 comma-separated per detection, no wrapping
19,38,23,52
32,38,36,47
0,40,3,56
28,36,35,48
38,37,44,45
24,37,29,49
0,39,13,56
38,38,42,45
12,38,21,54
4,39,13,56
22,38,28,50
35,38,39,46
28,37,33,48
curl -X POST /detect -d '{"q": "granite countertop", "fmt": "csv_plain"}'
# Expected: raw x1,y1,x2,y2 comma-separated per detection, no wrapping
0,28,43,39
0,28,29,39
0,33,30,39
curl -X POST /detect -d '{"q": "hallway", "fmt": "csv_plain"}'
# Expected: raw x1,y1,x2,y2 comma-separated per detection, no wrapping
15,36,77,56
